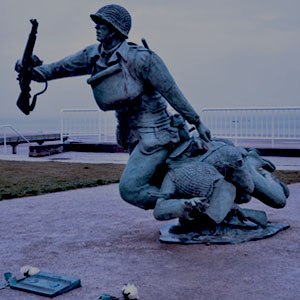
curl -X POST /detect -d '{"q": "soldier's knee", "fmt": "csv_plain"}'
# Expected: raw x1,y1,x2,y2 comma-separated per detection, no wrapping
119,178,137,203
119,179,157,210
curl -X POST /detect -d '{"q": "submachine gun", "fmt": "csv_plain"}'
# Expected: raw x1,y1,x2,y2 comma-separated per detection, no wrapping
16,19,47,115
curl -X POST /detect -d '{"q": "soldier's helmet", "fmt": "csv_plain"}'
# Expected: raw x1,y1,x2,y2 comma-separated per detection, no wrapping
90,4,132,39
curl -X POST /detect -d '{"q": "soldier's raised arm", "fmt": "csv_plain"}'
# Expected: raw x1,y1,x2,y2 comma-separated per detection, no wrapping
137,49,211,141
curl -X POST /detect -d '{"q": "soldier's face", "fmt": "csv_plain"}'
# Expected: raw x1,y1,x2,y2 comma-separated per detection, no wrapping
95,22,112,42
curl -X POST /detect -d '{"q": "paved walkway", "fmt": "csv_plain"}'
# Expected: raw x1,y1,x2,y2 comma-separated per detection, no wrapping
0,144,129,165
0,144,299,299
0,182,299,300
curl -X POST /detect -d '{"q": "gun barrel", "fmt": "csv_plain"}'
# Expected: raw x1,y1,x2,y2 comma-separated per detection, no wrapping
21,19,38,69
16,19,39,115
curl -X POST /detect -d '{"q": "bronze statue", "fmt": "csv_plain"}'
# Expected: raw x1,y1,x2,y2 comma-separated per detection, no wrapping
15,4,210,211
15,4,289,244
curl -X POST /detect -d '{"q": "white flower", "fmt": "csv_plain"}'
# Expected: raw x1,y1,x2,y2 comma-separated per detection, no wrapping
20,265,40,276
122,283,139,300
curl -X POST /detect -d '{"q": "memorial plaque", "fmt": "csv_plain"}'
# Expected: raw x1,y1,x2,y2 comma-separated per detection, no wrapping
10,272,81,297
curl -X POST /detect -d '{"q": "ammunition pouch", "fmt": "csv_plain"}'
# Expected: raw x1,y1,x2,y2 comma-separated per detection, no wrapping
87,60,143,111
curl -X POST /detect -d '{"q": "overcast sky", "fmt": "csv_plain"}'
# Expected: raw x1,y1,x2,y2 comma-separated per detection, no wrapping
1,0,300,132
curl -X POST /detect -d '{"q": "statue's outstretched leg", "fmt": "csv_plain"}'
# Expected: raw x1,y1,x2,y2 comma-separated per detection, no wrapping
247,148,276,172
250,169,289,208
246,149,289,208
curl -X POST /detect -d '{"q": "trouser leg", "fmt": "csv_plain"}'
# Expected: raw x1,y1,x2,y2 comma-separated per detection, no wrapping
119,144,169,210
246,151,288,208
250,167,288,208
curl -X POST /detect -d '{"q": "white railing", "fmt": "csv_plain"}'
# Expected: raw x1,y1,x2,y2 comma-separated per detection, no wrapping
60,109,117,144
60,107,300,149
0,125,33,154
201,107,300,147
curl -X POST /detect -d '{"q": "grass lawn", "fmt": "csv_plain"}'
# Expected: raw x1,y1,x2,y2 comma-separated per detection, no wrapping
0,160,299,200
0,160,125,200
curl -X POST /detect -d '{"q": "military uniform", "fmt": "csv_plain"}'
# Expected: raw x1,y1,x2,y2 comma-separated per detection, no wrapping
29,2,207,210
35,41,200,151
34,40,201,209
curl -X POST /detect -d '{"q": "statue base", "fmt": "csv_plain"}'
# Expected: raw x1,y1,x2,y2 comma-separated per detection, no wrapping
159,221,290,244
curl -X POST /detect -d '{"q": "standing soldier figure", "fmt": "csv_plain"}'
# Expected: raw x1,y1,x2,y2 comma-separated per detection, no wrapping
16,4,211,210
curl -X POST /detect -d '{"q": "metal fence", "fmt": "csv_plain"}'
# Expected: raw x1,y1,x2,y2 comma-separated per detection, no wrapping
60,107,300,148
60,109,117,143
201,107,300,147
0,124,32,154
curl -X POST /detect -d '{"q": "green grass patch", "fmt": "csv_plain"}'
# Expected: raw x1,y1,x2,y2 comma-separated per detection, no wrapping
0,160,299,201
0,160,125,200
273,170,300,185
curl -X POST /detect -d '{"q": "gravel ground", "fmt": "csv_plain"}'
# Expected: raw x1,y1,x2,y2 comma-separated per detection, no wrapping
0,182,299,300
